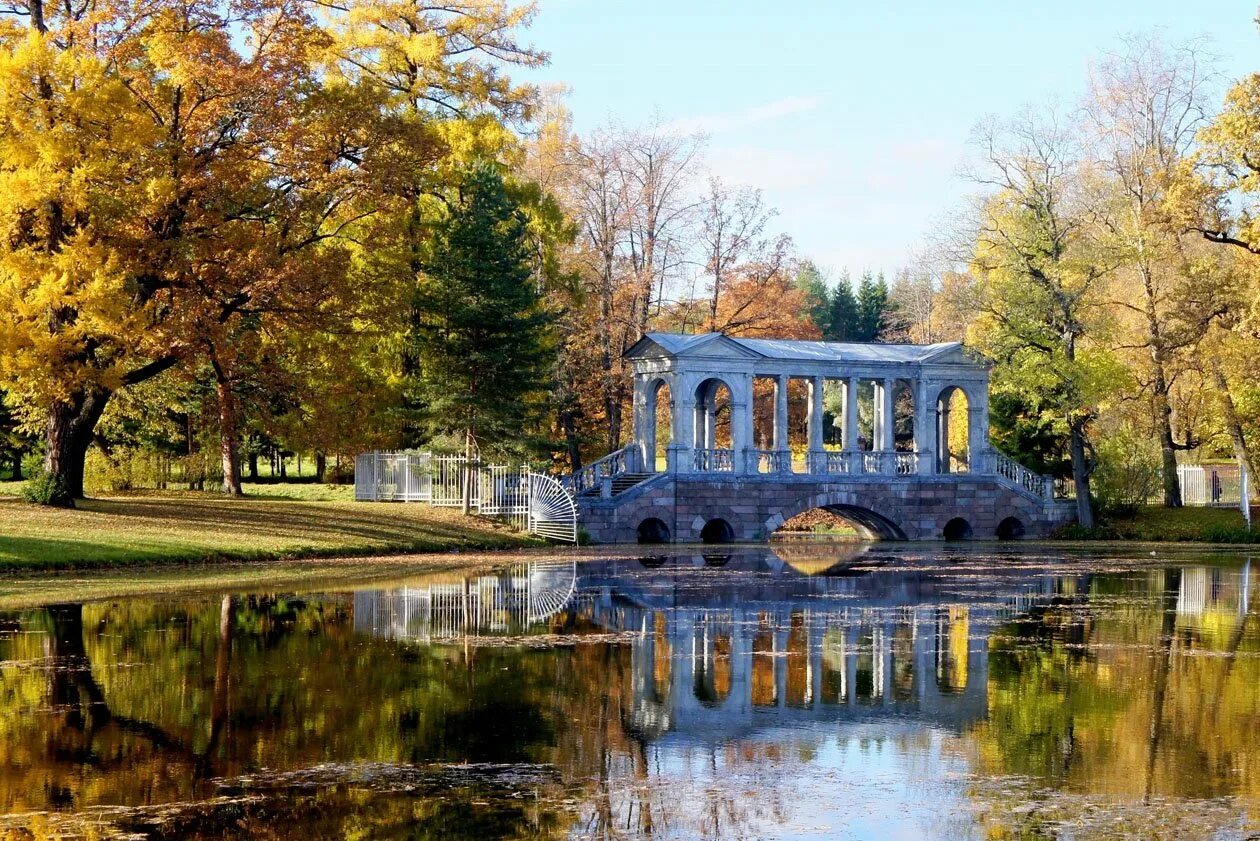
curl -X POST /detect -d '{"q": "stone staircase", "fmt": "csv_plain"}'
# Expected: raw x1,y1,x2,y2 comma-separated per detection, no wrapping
580,472,654,497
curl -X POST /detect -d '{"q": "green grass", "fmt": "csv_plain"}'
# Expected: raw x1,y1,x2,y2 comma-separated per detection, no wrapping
0,490,539,569
1059,505,1260,543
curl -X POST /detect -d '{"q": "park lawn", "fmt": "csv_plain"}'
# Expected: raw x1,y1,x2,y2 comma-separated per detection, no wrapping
1096,505,1258,543
0,492,539,569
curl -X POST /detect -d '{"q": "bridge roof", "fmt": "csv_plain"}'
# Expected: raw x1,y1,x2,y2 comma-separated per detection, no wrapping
632,332,965,364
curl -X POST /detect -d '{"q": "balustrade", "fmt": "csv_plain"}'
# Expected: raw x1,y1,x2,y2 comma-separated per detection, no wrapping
565,445,634,494
693,448,735,472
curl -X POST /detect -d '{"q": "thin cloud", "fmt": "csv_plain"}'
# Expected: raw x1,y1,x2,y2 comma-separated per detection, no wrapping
664,95,824,135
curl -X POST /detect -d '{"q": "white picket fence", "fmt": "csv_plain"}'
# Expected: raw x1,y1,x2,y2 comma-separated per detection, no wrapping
1177,462,1253,530
354,451,578,543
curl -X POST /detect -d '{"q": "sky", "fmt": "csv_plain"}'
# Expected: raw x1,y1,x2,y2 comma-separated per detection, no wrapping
523,0,1260,278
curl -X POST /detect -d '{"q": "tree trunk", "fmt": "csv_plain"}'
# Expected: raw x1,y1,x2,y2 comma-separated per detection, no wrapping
214,376,243,496
44,388,111,505
11,451,22,481
1210,362,1257,507
315,452,326,483
461,428,474,516
1152,368,1183,508
559,408,581,473
1069,419,1096,529
248,450,258,480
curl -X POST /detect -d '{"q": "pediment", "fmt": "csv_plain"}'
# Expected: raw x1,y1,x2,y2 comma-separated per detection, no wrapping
624,332,765,361
920,344,982,366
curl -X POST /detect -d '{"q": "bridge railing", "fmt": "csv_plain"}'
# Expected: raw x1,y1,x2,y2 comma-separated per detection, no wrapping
993,452,1053,499
562,444,636,495
694,448,735,472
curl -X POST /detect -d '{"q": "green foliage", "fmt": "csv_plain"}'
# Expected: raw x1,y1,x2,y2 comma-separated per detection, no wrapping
1091,423,1162,516
988,390,1069,477
407,161,557,457
793,260,831,335
19,470,68,506
1055,505,1255,542
855,271,893,341
824,272,859,341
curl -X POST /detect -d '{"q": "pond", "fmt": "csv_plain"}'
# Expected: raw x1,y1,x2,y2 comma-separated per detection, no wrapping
1,544,1258,839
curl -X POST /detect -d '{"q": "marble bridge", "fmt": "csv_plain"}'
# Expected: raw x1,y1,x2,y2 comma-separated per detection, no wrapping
565,332,1076,543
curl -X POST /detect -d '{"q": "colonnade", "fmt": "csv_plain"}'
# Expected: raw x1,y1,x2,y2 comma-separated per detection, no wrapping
634,371,991,476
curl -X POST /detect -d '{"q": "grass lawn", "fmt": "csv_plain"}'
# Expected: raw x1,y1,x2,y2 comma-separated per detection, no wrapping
1077,504,1260,543
0,489,539,569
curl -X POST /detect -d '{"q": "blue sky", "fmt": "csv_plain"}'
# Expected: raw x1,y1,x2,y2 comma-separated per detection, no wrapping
524,0,1259,278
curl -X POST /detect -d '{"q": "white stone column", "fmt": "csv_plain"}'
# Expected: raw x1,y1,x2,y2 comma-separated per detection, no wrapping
638,377,654,473
880,377,896,452
968,388,990,473
807,375,825,473
937,398,951,474
733,373,755,474
630,375,650,474
844,376,860,472
915,379,935,475
774,374,790,472
670,375,696,474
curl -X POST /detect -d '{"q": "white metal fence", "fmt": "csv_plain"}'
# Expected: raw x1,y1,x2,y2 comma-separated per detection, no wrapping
354,451,578,542
1177,463,1253,529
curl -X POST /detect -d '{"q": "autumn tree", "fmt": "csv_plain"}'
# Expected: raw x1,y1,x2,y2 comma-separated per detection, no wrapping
698,177,774,331
1086,37,1224,507
966,111,1116,528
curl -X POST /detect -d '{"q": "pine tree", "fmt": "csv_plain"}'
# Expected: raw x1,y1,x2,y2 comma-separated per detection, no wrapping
825,272,859,341
856,271,892,342
793,260,831,336
407,162,556,512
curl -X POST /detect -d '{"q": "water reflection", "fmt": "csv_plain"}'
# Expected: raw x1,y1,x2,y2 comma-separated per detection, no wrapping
0,549,1258,840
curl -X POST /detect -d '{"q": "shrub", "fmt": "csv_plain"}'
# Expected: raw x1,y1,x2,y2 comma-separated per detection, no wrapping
21,470,70,506
1202,524,1260,544
1092,424,1161,517
20,450,43,480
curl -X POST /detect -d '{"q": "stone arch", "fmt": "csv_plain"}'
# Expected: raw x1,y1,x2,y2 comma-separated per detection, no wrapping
891,378,917,451
644,376,673,472
943,517,972,540
769,490,909,541
700,518,736,544
693,377,735,450
996,515,1025,540
637,517,671,544
935,385,971,473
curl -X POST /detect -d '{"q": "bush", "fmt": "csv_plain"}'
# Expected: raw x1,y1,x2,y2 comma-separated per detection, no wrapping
1202,524,1260,544
21,470,69,506
1092,424,1161,517
20,450,43,480
84,446,170,492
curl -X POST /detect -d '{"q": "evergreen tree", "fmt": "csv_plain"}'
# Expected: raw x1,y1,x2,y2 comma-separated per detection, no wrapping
793,260,831,336
407,162,556,512
856,271,893,342
825,272,860,341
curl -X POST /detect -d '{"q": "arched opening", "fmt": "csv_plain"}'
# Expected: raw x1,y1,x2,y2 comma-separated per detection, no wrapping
700,518,735,544
646,379,672,472
892,380,916,452
771,503,907,541
936,386,971,473
996,516,1025,540
637,517,671,545
693,378,733,452
943,517,972,541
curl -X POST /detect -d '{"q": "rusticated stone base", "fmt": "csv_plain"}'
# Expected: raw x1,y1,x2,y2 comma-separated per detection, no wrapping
577,474,1076,544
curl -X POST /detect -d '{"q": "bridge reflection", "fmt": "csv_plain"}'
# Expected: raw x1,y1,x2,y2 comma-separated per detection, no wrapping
351,550,1253,746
